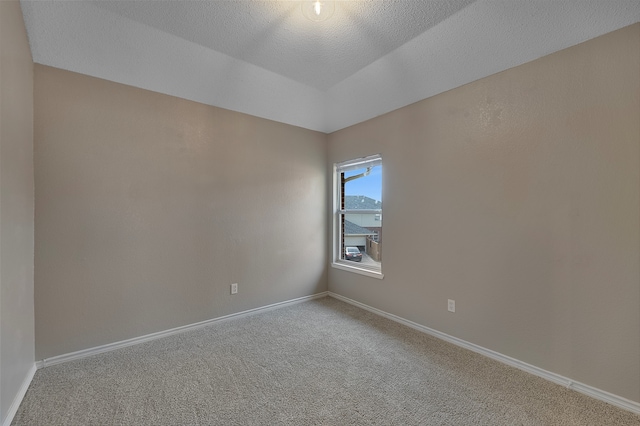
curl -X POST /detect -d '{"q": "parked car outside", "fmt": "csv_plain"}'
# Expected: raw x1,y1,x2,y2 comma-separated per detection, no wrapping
345,246,362,262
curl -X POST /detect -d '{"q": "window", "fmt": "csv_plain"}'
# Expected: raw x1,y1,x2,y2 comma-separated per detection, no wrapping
333,155,383,279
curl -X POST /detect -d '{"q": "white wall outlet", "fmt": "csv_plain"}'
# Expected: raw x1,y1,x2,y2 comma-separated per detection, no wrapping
448,299,455,313
231,283,238,295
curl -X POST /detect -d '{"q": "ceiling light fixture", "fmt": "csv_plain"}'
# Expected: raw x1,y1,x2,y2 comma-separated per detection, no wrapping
301,0,335,22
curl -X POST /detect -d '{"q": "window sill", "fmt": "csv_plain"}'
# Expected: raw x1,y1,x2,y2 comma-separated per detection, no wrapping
331,262,384,280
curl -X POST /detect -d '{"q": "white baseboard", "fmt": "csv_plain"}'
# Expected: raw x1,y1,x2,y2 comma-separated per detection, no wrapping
327,291,640,415
32,290,640,415
2,363,36,426
37,291,328,370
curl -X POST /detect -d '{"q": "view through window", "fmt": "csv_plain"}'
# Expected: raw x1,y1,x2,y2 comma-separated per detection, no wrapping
335,155,382,274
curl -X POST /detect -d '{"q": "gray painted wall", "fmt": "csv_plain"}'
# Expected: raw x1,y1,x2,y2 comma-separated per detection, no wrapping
34,66,327,360
328,24,640,403
0,1,35,423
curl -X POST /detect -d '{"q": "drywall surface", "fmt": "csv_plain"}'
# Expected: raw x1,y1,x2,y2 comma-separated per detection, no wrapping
34,66,327,360
328,24,640,403
0,1,35,423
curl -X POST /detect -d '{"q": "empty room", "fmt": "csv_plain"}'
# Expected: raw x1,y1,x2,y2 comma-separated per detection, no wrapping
2,0,640,424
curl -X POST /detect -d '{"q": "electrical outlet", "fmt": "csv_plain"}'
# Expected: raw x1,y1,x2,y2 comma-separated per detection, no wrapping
231,283,238,295
448,299,455,313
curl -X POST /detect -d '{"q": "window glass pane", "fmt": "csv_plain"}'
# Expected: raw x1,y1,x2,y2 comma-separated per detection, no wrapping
344,165,382,208
341,213,382,266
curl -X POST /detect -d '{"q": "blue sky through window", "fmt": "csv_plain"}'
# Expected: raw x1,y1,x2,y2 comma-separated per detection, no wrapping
344,166,382,202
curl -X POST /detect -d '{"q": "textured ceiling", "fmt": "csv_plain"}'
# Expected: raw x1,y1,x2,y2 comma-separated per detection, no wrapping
20,0,640,133
92,0,475,91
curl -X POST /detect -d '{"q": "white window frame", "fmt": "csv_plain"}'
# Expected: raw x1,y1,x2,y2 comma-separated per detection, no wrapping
332,154,384,279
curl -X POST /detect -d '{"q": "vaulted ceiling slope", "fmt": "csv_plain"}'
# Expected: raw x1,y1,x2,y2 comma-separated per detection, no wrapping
21,0,640,133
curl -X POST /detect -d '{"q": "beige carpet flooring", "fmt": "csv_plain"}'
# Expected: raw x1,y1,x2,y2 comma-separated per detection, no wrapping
12,297,640,425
